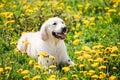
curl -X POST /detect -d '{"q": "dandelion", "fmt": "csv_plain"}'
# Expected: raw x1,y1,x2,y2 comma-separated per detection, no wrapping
111,46,118,53
72,39,80,45
91,75,99,79
23,75,29,79
84,54,91,59
37,52,48,57
78,4,83,8
110,54,118,57
79,64,85,68
60,77,68,80
89,17,95,22
91,63,99,67
112,67,117,70
5,66,12,71
49,65,56,69
108,9,116,13
99,72,106,79
74,31,82,38
109,75,116,80
77,56,84,61
85,3,90,10
29,60,34,65
10,41,17,45
87,70,95,76
34,64,42,69
48,75,56,80
17,68,23,73
62,66,70,72
118,12,120,16
82,20,89,26
94,57,103,63
49,55,55,60
32,75,41,80
0,68,3,74
72,14,80,19
72,74,78,78
99,65,106,69
43,71,49,75
36,1,42,6
82,46,91,51
21,70,29,75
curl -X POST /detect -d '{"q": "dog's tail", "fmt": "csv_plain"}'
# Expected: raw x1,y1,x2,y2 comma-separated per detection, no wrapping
17,34,29,52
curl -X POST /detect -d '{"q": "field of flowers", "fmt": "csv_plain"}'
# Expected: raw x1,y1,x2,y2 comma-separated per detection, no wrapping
0,0,120,80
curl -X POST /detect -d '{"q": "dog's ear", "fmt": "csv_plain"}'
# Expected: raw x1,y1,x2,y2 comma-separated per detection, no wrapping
40,23,48,41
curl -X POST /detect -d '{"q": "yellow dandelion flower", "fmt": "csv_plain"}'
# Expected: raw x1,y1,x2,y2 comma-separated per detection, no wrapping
79,64,85,68
87,70,95,76
74,31,82,38
17,68,23,73
98,16,103,19
60,3,64,7
80,71,83,73
72,14,80,19
82,46,91,51
48,75,56,80
94,57,103,62
62,66,70,72
32,75,41,80
23,75,29,79
0,3,4,9
77,56,84,61
78,4,83,8
84,54,91,59
29,60,34,65
82,20,89,26
0,68,3,73
118,12,120,16
109,75,116,80
108,9,116,13
21,70,29,74
99,72,106,79
91,63,99,67
43,71,49,75
34,65,42,69
72,74,78,78
49,55,55,60
99,65,106,69
90,17,95,22
72,39,80,45
49,65,56,69
5,66,12,71
111,46,118,53
74,51,82,54
36,1,42,6
112,67,117,70
37,52,48,57
110,54,118,57
91,75,99,79
60,77,68,80
10,41,17,45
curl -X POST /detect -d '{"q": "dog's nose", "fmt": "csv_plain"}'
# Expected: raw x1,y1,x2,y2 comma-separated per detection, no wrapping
62,27,67,33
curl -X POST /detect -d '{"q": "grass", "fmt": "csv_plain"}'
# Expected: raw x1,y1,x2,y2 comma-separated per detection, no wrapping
0,0,120,80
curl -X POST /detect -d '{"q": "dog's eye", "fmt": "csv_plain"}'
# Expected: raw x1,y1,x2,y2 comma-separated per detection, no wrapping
53,22,57,25
62,22,64,24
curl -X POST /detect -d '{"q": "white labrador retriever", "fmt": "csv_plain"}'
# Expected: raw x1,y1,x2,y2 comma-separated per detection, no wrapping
17,17,74,68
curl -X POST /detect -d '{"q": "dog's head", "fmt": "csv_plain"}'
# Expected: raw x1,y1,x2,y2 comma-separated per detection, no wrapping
40,17,67,41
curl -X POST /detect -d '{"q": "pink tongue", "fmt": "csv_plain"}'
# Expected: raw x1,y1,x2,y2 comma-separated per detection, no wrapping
57,33,66,39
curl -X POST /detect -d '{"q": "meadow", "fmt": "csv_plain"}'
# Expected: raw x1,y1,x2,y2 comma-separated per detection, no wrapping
0,0,120,80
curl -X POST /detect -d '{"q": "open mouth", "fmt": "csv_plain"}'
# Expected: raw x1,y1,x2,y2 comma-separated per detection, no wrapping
52,32,66,39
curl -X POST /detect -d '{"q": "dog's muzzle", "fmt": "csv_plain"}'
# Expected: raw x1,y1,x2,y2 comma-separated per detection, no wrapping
52,27,67,39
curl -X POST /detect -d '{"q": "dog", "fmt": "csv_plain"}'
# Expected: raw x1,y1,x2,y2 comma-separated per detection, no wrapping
17,17,74,68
